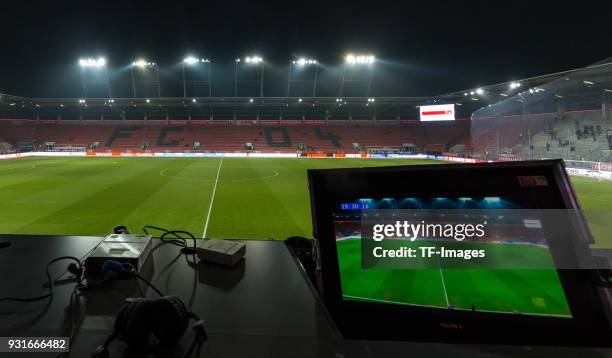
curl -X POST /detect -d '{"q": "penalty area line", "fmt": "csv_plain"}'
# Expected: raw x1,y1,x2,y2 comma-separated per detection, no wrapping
202,157,223,239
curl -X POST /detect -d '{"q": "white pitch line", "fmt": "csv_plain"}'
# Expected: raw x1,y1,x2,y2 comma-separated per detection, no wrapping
202,157,224,239
437,257,450,308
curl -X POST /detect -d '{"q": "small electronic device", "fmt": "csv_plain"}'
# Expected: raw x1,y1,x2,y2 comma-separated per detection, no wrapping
86,233,153,276
308,160,612,345
195,239,246,266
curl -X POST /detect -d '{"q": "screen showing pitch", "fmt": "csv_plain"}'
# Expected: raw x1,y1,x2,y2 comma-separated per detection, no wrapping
333,196,572,319
419,104,455,121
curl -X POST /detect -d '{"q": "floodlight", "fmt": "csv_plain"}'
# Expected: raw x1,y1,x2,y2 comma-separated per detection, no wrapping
244,56,263,64
249,98,254,103
192,98,197,103
132,59,155,68
509,82,521,89
367,98,375,102
293,57,318,66
298,98,303,102
345,53,375,65
475,88,484,95
79,57,106,68
146,98,151,103
184,56,198,65
184,56,209,65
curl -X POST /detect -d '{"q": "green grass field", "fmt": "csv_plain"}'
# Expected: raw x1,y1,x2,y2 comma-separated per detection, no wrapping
0,157,610,245
1,156,609,317
0,157,441,239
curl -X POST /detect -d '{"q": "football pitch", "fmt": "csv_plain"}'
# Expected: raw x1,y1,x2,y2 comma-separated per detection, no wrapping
337,238,572,317
0,156,442,239
0,157,610,247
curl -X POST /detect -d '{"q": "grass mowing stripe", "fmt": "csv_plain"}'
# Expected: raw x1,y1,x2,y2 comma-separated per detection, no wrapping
202,157,223,239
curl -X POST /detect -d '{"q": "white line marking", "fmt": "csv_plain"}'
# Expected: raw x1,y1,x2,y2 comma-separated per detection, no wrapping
202,157,223,239
437,257,450,308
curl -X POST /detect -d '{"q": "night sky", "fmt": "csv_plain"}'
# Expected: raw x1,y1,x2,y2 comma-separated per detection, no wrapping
0,0,610,98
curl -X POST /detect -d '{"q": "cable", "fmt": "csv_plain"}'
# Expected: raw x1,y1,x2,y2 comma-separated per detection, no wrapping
120,262,166,297
0,256,83,303
143,225,198,254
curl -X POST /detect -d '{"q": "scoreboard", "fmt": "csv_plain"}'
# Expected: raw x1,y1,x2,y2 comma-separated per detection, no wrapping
419,104,455,122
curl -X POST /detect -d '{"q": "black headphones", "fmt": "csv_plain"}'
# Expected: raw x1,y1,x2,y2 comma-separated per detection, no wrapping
92,260,207,358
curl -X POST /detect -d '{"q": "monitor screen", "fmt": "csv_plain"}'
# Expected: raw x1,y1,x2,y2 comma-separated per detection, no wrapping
332,196,572,318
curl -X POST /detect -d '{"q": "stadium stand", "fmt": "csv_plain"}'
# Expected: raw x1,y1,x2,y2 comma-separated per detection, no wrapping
470,109,612,162
0,120,471,154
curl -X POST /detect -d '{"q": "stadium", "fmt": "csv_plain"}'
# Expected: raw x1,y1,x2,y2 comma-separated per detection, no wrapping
1,56,611,244
1,2,612,356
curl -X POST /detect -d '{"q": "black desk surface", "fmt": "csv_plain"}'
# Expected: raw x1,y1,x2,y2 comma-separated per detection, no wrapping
0,235,610,357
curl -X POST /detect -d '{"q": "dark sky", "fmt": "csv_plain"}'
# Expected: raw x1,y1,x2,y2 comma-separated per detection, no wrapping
0,0,610,98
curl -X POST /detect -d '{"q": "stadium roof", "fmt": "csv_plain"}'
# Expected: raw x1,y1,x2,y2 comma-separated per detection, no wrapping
1,59,610,120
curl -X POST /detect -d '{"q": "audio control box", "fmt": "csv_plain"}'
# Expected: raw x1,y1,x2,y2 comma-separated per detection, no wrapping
86,233,153,276
195,239,246,266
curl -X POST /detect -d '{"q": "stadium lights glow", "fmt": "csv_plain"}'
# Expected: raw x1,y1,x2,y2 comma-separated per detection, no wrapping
298,98,303,102
292,58,317,66
249,98,254,103
78,99,86,104
475,88,484,95
192,98,197,103
244,56,263,64
509,82,521,89
146,98,151,103
184,56,210,65
470,91,474,95
132,59,155,68
367,98,375,102
345,54,375,65
79,57,106,68
463,93,468,96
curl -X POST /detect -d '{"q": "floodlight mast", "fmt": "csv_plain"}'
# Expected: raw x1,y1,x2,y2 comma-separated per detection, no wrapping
78,57,112,98
130,59,161,98
339,53,375,97
182,56,212,97
234,56,265,98
287,58,319,98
